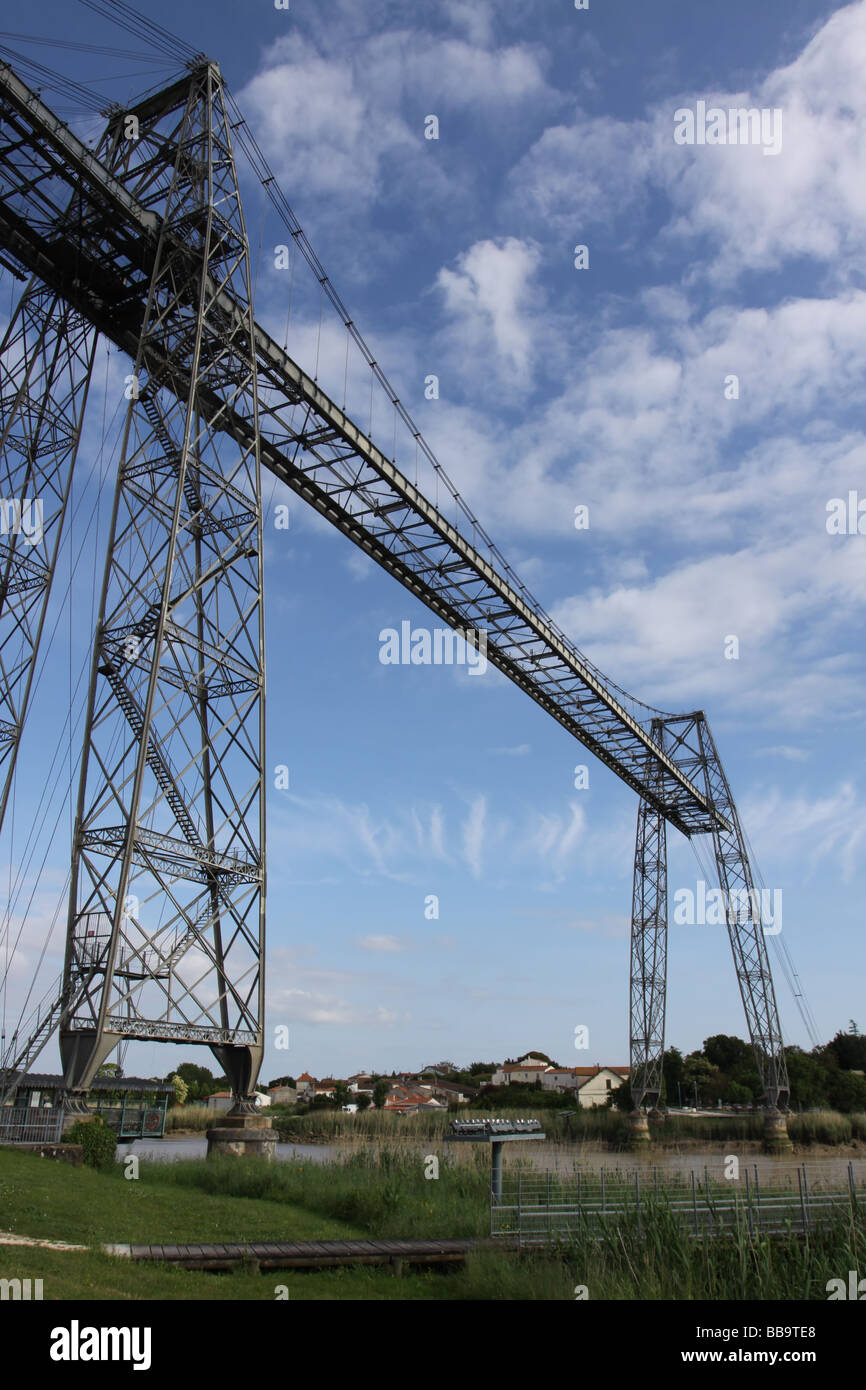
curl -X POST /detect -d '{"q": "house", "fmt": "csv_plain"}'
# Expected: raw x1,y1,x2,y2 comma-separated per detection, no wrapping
418,1062,458,1078
573,1066,630,1109
295,1072,316,1098
268,1085,297,1106
384,1084,445,1114
489,1058,629,1106
490,1060,550,1086
423,1080,477,1105
540,1068,583,1092
206,1091,234,1113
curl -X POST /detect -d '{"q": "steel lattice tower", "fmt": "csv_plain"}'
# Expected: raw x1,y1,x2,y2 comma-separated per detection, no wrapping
629,720,668,1111
59,63,266,1098
0,284,98,835
629,714,789,1112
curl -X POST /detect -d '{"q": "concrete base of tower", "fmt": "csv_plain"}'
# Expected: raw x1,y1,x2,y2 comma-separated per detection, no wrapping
762,1108,793,1155
60,1093,96,1134
206,1107,278,1160
627,1110,652,1149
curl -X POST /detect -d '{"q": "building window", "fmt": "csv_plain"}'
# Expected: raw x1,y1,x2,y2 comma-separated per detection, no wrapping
605,1079,611,1090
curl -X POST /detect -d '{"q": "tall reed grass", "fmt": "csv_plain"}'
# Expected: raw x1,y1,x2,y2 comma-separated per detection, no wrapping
139,1148,865,1299
165,1104,212,1132
271,1105,865,1147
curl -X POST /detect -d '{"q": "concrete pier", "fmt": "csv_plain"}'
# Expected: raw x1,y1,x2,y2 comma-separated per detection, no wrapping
206,1100,278,1160
762,1108,793,1155
627,1109,652,1149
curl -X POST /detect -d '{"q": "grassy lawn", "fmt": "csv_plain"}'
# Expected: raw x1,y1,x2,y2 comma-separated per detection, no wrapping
0,1242,577,1300
0,1146,365,1245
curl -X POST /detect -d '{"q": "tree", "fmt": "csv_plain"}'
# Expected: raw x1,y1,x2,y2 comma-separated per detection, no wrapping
611,1078,634,1111
168,1062,223,1102
468,1061,499,1076
97,1062,122,1078
825,1029,866,1072
825,1069,866,1114
683,1054,725,1107
372,1080,389,1109
661,1046,684,1104
785,1047,830,1110
726,1081,753,1105
703,1034,754,1075
169,1073,188,1107
354,1092,372,1110
268,1076,296,1089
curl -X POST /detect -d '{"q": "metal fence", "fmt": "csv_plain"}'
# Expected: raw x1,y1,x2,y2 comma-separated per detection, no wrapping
491,1163,863,1243
0,1106,64,1144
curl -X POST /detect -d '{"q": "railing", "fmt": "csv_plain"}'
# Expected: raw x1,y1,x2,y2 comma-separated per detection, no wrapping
0,1105,64,1144
491,1163,863,1243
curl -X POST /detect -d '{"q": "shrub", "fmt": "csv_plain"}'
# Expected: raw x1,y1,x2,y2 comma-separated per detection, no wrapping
63,1117,117,1169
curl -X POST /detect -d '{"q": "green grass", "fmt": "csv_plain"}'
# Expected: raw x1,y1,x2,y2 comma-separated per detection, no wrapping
141,1145,492,1239
0,1146,365,1245
0,1240,593,1301
2,1141,864,1301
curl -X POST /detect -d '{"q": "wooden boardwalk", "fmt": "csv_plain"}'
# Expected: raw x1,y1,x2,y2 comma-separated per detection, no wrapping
111,1237,494,1272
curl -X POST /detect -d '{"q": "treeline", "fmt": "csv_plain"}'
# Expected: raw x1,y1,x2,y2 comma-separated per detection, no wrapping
613,1027,866,1112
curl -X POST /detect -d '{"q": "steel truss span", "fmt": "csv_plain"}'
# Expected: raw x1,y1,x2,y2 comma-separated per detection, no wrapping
0,58,790,1111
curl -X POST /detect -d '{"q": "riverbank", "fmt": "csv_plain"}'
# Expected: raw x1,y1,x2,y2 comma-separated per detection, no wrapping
263,1106,866,1150
2,1144,862,1301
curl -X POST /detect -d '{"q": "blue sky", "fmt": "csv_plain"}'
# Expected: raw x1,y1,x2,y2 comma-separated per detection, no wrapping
1,0,864,1086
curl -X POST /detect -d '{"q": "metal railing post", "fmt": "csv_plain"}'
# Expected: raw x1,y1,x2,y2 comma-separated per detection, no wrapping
797,1166,807,1235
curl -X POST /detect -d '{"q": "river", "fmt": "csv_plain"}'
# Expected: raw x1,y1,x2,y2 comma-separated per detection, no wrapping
116,1135,865,1189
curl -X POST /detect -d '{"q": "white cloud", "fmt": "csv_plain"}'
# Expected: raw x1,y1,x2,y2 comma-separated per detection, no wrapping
551,533,866,722
358,934,404,953
238,22,551,211
523,802,586,882
435,237,542,379
238,37,415,203
507,1,866,284
757,745,810,763
461,794,486,877
743,781,866,883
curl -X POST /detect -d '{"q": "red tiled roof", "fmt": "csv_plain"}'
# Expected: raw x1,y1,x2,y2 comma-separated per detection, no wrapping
572,1066,629,1077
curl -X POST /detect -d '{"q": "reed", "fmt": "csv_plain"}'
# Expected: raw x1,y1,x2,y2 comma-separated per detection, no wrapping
164,1103,212,1132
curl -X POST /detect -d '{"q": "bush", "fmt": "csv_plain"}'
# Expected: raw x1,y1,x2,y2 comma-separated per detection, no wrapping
63,1117,117,1169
